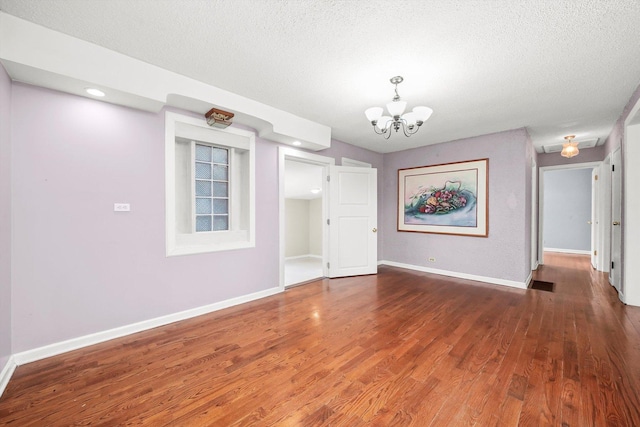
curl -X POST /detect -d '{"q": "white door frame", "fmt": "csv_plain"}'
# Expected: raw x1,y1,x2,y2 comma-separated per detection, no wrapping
531,159,538,270
278,147,335,289
610,147,622,292
590,167,600,269
537,161,602,266
622,98,640,306
599,154,611,273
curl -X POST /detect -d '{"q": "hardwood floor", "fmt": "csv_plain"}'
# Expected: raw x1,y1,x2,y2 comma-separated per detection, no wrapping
1,253,639,426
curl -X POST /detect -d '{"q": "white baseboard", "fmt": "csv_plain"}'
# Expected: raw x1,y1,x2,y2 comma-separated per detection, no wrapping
544,248,591,255
13,286,282,367
525,271,533,288
285,254,322,261
0,355,17,398
379,260,528,290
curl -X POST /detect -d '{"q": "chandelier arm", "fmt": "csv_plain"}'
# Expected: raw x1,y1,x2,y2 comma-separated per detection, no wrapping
406,124,420,136
402,123,412,137
398,118,419,137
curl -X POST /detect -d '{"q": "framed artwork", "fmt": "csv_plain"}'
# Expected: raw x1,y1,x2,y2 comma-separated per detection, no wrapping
398,158,488,236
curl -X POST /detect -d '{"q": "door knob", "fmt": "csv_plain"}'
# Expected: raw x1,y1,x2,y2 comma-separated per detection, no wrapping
372,228,377,233
613,221,620,226
587,221,592,225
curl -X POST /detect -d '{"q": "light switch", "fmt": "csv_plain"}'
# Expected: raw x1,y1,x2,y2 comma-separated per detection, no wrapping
114,203,131,212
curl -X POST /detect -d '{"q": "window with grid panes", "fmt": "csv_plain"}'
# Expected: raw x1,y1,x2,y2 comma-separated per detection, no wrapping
195,144,229,232
165,112,255,256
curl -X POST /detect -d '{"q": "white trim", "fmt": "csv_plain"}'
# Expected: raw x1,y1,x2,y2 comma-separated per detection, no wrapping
525,270,533,288
599,154,611,273
543,248,591,255
538,161,602,266
341,157,372,168
379,260,528,289
0,355,17,398
531,159,538,270
610,147,622,289
623,99,640,306
279,147,335,290
165,112,256,256
13,287,282,367
0,13,331,151
285,254,322,261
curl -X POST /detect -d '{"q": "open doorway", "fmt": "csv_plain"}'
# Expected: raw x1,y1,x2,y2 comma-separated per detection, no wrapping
278,148,334,289
538,162,601,266
283,160,324,286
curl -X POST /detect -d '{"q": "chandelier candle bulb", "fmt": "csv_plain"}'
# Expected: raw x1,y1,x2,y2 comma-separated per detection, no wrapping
403,112,417,128
386,100,407,117
413,106,433,123
365,107,383,123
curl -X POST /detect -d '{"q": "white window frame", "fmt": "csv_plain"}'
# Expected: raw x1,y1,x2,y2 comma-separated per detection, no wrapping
165,112,255,256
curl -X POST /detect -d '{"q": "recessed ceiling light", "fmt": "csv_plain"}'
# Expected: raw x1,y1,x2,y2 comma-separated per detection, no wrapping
310,188,321,194
85,88,105,97
292,141,302,146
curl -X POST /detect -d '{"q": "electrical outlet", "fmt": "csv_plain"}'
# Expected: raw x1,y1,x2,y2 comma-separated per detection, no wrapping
114,203,131,212
428,257,436,262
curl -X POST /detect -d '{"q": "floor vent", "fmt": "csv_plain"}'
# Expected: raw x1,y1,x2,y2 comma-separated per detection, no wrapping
531,280,554,292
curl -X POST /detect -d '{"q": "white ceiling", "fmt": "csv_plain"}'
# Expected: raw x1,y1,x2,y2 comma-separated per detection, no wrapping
284,160,323,200
1,0,639,154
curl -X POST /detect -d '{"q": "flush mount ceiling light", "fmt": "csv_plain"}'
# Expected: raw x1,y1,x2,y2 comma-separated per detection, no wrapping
365,76,433,139
561,135,579,158
205,107,234,129
85,88,105,97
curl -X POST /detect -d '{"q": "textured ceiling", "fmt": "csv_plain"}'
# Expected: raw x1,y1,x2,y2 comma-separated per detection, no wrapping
1,0,639,154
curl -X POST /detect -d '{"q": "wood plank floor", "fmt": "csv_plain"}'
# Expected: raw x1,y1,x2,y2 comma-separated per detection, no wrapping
1,253,639,426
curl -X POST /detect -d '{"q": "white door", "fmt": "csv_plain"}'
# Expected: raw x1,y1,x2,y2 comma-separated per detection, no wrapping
590,168,599,269
328,165,377,278
611,148,622,291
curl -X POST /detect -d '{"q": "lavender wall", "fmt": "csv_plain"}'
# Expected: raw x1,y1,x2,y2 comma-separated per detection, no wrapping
603,82,640,156
0,64,12,371
382,128,531,283
9,83,383,353
10,84,284,352
536,145,606,168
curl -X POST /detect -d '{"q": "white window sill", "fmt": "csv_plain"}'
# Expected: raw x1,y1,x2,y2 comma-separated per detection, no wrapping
167,230,253,256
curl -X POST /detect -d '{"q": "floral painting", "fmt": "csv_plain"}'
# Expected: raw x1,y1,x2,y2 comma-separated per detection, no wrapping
398,159,488,236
